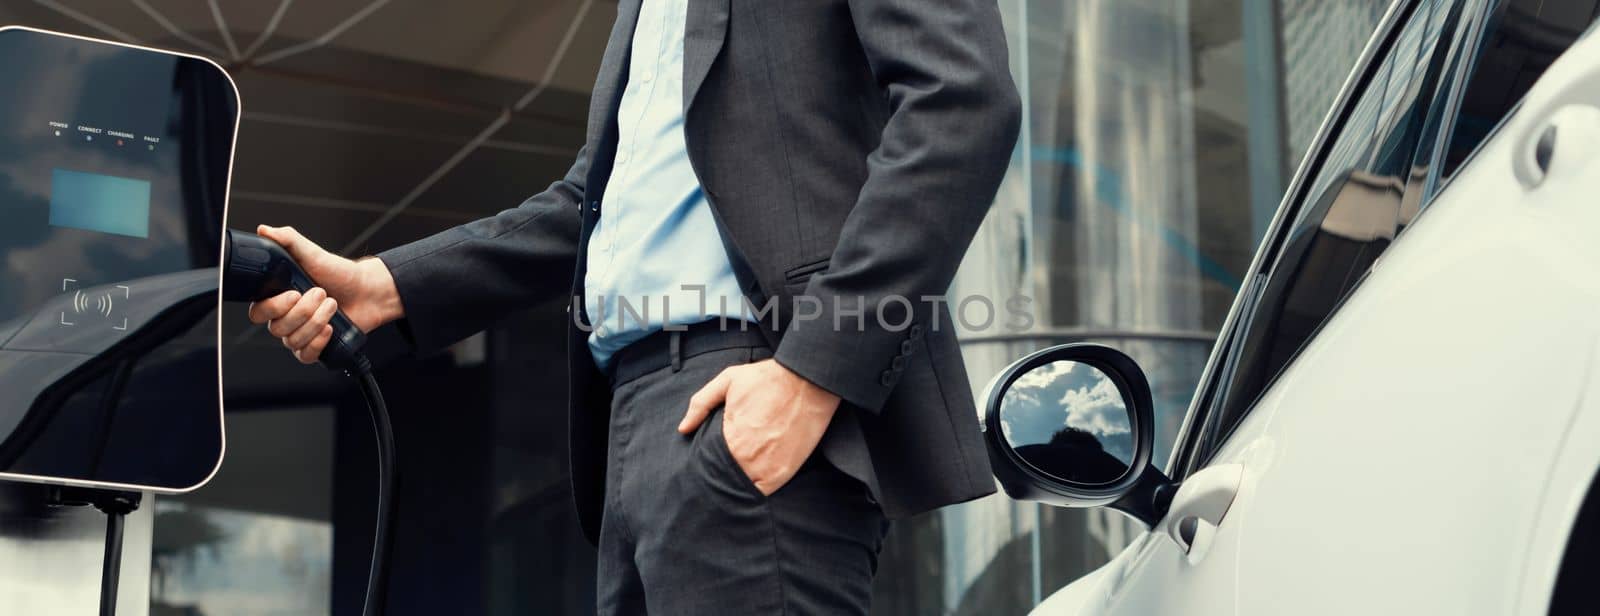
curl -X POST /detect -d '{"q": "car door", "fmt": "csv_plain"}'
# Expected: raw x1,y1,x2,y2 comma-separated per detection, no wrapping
1220,2,1600,614
1029,0,1600,612
1029,0,1473,612
1166,0,1600,614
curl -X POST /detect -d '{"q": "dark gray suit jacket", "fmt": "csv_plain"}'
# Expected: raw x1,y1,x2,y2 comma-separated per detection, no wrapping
378,0,1021,543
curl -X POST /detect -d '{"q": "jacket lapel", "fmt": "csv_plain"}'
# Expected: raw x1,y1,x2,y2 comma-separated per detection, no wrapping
682,0,730,113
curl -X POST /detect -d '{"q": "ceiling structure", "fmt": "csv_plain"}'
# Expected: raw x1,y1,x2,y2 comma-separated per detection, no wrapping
5,0,611,249
0,0,615,395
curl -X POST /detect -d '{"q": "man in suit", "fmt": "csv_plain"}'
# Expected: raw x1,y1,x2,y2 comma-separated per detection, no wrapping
247,0,1019,612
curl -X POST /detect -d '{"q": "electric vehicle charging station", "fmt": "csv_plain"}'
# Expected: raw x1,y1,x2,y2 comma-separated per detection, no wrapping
0,27,395,616
0,26,235,616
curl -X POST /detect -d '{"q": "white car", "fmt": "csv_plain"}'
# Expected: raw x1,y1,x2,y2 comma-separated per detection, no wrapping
981,0,1600,614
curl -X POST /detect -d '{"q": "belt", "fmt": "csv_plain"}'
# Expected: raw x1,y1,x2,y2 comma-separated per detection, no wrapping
606,320,770,387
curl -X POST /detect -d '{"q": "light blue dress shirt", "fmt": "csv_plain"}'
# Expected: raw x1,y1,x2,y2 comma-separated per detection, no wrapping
584,0,746,368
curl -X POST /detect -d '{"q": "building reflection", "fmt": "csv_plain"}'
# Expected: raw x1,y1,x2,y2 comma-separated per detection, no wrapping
865,0,1391,613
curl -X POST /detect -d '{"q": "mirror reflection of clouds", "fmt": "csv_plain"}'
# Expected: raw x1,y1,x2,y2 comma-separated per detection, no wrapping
1061,374,1130,436
1000,360,1131,452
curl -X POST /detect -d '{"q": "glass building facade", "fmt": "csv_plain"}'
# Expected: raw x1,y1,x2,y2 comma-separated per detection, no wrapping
0,1,1388,614
876,0,1390,612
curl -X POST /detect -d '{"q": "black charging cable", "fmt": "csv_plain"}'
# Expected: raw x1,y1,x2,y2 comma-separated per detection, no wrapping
352,356,395,616
223,230,396,616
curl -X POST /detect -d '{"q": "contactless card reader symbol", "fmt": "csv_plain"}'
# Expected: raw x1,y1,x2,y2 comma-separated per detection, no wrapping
59,278,129,330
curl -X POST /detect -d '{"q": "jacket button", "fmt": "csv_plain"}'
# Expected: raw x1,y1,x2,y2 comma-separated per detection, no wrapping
590,200,600,212
880,370,895,386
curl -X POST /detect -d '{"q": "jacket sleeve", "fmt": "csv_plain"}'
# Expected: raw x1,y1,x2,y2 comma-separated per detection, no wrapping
375,143,589,354
772,0,1021,413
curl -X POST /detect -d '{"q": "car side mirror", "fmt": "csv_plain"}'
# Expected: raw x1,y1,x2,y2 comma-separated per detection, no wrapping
981,343,1175,527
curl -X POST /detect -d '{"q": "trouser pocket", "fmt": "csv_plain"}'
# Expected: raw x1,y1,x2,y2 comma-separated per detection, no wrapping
694,410,768,503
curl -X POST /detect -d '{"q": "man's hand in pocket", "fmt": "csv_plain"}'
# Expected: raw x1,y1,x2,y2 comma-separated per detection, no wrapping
679,359,841,495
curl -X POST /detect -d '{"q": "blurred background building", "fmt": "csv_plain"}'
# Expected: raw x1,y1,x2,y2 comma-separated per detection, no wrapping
0,1,1390,614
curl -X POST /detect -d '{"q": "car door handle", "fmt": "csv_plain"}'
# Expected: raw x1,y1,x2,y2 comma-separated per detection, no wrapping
1164,463,1243,553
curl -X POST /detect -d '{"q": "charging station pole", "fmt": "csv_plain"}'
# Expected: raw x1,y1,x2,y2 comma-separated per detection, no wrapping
0,484,151,616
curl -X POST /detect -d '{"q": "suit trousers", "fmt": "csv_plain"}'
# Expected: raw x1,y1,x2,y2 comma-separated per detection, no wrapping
597,342,889,615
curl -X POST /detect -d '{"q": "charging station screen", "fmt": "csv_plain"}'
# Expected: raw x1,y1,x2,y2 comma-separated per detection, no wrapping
49,169,153,238
0,28,236,492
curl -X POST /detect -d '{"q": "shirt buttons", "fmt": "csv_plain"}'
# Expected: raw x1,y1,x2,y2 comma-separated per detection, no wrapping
639,70,655,83
616,150,630,164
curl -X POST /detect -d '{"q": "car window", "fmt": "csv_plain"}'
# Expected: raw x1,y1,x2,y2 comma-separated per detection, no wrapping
1183,0,1600,466
1190,0,1464,458
1437,0,1600,180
